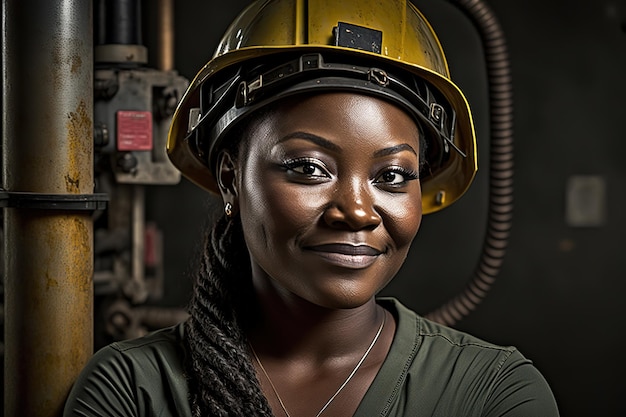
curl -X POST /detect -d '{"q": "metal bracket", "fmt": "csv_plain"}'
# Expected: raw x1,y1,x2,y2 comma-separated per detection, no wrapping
334,21,382,54
0,190,108,211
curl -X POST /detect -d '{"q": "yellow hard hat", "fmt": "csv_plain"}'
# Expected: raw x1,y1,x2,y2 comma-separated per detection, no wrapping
167,0,477,214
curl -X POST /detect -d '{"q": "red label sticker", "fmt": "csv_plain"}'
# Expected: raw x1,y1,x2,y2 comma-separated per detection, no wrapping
117,111,153,151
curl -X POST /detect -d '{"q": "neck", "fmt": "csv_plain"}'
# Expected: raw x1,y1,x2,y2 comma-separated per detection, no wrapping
248,269,383,362
246,266,396,417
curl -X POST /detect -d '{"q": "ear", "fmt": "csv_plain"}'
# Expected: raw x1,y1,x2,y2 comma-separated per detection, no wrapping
216,150,239,214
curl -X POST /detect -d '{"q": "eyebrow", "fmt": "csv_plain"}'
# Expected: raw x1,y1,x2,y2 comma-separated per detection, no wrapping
373,143,417,157
278,132,341,152
278,131,417,157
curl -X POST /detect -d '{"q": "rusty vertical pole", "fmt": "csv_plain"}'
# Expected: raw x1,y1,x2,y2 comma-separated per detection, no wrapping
2,1,94,416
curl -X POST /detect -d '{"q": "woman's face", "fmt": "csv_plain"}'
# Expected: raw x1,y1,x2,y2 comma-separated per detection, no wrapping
225,92,423,309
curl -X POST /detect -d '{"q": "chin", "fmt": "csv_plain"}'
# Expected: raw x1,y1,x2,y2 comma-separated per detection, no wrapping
302,284,379,310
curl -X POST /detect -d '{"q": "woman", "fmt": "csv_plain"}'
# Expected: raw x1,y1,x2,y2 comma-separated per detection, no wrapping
65,0,559,415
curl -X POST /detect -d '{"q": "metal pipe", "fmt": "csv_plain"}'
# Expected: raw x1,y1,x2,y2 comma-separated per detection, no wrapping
94,0,108,47
2,1,94,416
130,185,148,304
156,0,175,71
104,0,142,46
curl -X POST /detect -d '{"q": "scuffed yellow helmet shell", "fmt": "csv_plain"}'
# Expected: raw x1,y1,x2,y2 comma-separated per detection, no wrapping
168,0,477,214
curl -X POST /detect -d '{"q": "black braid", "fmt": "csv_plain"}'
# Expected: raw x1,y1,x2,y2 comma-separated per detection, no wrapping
184,214,274,416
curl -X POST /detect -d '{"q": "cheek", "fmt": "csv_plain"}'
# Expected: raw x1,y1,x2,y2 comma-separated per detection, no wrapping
391,211,422,249
239,172,324,247
383,195,423,250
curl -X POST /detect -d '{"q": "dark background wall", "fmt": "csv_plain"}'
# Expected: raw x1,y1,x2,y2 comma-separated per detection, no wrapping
143,1,626,416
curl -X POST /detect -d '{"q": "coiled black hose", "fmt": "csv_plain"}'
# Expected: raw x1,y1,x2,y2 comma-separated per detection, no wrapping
426,0,514,326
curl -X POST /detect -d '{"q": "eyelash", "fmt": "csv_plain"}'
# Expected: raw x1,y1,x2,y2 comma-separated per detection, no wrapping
375,167,419,187
281,158,329,178
281,159,419,186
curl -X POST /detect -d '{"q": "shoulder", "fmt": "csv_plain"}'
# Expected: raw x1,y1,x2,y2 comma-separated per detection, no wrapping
376,298,559,417
385,298,524,384
381,297,519,360
64,323,191,416
97,323,188,386
108,322,186,367
415,307,523,368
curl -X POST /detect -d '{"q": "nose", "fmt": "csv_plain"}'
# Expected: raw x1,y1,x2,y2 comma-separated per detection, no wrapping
323,182,382,231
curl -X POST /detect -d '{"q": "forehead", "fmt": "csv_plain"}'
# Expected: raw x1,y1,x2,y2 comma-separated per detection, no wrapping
244,92,421,153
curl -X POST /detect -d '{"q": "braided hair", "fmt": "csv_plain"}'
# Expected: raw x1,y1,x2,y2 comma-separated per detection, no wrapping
184,213,274,416
183,103,274,415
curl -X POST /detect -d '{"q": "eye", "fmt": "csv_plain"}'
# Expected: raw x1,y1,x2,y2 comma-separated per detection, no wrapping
374,167,419,186
282,158,330,179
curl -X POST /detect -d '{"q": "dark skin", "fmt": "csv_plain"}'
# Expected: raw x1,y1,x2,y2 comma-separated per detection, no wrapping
218,92,423,416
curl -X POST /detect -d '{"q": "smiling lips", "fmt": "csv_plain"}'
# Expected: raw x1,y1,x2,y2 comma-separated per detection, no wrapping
305,243,383,269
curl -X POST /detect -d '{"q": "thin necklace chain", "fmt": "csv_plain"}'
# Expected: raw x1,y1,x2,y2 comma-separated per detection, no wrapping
249,311,386,417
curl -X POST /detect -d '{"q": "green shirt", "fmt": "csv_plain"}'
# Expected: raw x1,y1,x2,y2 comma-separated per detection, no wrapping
64,298,559,416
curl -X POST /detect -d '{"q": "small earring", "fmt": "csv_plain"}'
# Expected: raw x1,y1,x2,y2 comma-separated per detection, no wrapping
224,202,233,218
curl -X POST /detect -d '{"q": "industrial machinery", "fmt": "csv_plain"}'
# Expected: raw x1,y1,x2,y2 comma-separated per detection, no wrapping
92,0,189,345
2,2,189,414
